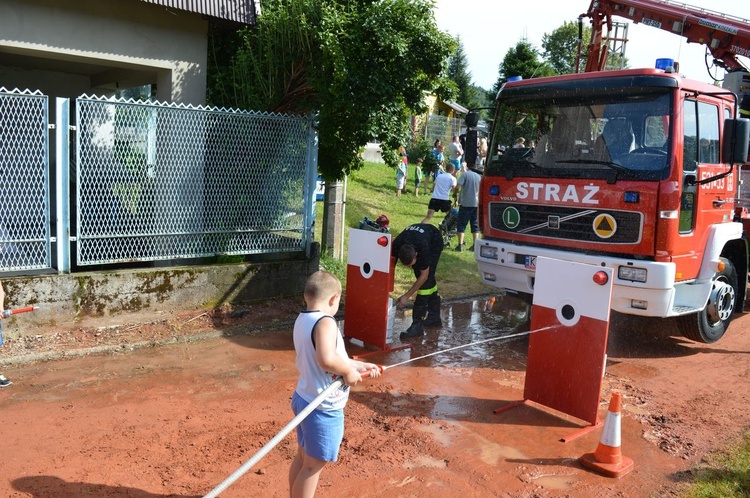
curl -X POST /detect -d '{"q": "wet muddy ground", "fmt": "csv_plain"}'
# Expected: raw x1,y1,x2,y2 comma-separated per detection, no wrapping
1,294,749,497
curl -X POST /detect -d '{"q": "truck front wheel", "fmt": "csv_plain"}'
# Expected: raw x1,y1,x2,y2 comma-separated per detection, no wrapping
676,257,738,343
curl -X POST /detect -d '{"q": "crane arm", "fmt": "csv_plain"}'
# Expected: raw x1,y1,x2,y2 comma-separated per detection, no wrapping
581,0,750,73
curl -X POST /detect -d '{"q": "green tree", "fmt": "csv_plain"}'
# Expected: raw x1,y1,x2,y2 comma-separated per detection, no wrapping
541,19,630,73
470,83,493,121
490,38,555,96
542,20,590,75
447,36,475,109
487,39,554,148
208,0,455,182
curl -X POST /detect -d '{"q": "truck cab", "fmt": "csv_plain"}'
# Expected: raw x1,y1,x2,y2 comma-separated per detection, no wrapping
476,68,750,343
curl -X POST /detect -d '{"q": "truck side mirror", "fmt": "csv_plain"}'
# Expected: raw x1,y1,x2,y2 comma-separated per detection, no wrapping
722,118,750,164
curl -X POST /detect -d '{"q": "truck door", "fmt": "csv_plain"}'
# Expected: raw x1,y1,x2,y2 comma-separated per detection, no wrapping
675,98,724,280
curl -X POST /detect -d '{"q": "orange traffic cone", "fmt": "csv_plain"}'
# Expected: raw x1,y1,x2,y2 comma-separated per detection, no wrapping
579,392,634,478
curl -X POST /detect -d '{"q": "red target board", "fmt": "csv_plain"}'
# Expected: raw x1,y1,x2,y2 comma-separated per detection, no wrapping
343,228,394,350
496,257,613,441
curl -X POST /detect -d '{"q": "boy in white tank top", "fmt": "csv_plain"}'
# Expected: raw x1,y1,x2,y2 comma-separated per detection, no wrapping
289,271,381,497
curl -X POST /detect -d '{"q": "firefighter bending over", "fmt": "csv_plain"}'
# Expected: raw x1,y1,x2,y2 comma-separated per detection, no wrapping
391,223,444,340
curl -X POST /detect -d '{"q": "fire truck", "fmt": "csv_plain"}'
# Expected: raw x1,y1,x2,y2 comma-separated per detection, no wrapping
475,0,750,343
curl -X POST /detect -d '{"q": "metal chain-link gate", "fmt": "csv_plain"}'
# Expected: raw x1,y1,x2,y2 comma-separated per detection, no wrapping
0,90,318,274
75,96,317,265
0,87,51,271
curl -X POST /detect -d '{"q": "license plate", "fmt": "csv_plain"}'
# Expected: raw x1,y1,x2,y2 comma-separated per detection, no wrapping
524,255,537,269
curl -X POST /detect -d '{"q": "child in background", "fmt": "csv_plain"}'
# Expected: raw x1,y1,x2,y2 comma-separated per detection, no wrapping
289,271,381,498
414,157,424,197
430,139,445,191
396,146,408,196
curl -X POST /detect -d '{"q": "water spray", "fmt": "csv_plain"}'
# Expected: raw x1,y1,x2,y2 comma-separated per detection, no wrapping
380,324,559,370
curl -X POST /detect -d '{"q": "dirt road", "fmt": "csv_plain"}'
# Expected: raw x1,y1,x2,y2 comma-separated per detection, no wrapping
0,295,748,497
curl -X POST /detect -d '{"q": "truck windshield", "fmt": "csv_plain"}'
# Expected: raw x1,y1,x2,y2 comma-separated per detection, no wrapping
486,92,672,182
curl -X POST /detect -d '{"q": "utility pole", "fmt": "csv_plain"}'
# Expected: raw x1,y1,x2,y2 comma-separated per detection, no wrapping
321,179,346,259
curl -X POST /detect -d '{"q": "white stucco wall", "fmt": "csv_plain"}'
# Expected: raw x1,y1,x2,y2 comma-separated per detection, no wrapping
0,0,208,105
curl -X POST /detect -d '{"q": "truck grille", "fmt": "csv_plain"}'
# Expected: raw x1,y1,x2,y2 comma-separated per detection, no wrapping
488,202,642,244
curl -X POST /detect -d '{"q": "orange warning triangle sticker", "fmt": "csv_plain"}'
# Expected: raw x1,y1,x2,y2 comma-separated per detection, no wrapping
593,214,616,238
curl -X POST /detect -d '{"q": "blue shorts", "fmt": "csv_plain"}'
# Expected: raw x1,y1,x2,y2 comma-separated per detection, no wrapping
456,206,479,233
292,391,344,462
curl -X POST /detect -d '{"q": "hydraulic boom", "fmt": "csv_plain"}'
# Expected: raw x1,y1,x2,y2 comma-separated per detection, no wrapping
581,0,750,73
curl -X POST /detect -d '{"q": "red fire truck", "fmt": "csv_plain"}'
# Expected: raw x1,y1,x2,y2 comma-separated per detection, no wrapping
476,0,750,343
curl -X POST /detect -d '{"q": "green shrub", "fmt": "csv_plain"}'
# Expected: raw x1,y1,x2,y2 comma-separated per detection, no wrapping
407,138,440,174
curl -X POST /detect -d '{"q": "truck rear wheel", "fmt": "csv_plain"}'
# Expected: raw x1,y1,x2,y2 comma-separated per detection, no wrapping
676,257,737,343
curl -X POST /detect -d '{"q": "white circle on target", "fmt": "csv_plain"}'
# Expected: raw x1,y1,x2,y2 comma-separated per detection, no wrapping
555,299,580,327
359,261,374,279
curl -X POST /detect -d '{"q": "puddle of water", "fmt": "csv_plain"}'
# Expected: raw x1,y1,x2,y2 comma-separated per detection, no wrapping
493,378,523,389
387,295,529,353
429,391,477,420
531,475,578,490
479,442,527,464
390,398,411,408
433,420,529,468
359,294,534,372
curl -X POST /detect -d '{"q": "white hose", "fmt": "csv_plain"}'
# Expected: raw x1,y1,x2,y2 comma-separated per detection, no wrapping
202,378,344,498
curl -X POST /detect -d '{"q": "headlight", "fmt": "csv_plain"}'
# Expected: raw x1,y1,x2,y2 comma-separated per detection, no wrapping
618,266,647,283
480,245,498,259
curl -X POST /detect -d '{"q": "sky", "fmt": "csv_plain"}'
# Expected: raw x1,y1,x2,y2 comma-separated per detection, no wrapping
432,0,748,90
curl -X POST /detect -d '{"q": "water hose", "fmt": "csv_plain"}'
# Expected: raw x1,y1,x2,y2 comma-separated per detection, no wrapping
1,306,38,318
1,306,38,346
202,367,383,498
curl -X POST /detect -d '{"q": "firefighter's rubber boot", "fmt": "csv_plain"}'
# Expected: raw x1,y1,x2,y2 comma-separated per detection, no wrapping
423,294,442,327
401,295,429,340
400,320,424,340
